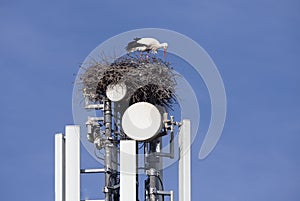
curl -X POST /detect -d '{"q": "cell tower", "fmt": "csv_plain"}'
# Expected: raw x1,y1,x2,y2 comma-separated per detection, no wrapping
55,55,191,201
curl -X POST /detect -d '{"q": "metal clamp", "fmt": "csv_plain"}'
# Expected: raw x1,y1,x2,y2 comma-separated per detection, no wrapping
146,168,160,177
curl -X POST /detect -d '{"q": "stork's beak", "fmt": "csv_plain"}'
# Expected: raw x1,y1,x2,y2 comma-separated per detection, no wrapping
164,48,167,58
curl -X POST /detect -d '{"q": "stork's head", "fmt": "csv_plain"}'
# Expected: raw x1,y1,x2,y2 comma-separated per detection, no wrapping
161,43,168,57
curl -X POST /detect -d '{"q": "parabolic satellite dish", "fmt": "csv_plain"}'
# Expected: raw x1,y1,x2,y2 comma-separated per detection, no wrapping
122,102,162,141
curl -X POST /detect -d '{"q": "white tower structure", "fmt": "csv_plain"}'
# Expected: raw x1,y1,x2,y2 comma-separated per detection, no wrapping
55,56,191,201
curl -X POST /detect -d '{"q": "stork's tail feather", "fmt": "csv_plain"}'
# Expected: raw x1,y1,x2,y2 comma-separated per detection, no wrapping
126,38,146,52
125,41,138,52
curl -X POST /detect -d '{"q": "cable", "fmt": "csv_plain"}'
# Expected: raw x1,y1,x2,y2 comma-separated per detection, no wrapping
155,175,164,191
155,175,165,201
94,149,105,161
138,142,144,150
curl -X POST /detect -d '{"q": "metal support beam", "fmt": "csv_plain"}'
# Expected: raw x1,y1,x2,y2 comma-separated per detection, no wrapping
81,200,105,201
178,119,191,201
157,190,174,201
80,169,106,174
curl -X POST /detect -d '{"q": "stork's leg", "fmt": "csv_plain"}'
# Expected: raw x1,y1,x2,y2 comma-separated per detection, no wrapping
139,52,143,60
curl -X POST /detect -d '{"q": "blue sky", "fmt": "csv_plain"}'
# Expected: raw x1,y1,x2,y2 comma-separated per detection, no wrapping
0,0,299,201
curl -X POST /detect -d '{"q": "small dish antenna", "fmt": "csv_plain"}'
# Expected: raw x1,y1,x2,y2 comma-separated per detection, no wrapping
122,102,162,141
106,82,127,102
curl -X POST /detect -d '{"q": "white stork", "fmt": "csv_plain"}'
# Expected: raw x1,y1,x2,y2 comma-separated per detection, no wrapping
126,37,168,57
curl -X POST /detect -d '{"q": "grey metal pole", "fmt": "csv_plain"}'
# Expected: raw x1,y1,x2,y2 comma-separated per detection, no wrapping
104,98,112,138
136,141,139,201
149,169,156,201
146,137,164,201
104,98,112,201
156,138,163,201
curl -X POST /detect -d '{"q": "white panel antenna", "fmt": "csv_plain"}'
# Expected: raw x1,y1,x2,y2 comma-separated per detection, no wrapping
55,126,80,201
179,119,191,201
120,140,137,201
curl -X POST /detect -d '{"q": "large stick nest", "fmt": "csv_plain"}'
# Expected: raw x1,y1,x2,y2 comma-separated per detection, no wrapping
80,55,178,109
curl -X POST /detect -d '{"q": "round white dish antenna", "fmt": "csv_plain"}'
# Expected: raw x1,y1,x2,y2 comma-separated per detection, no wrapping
106,82,127,102
122,102,162,141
